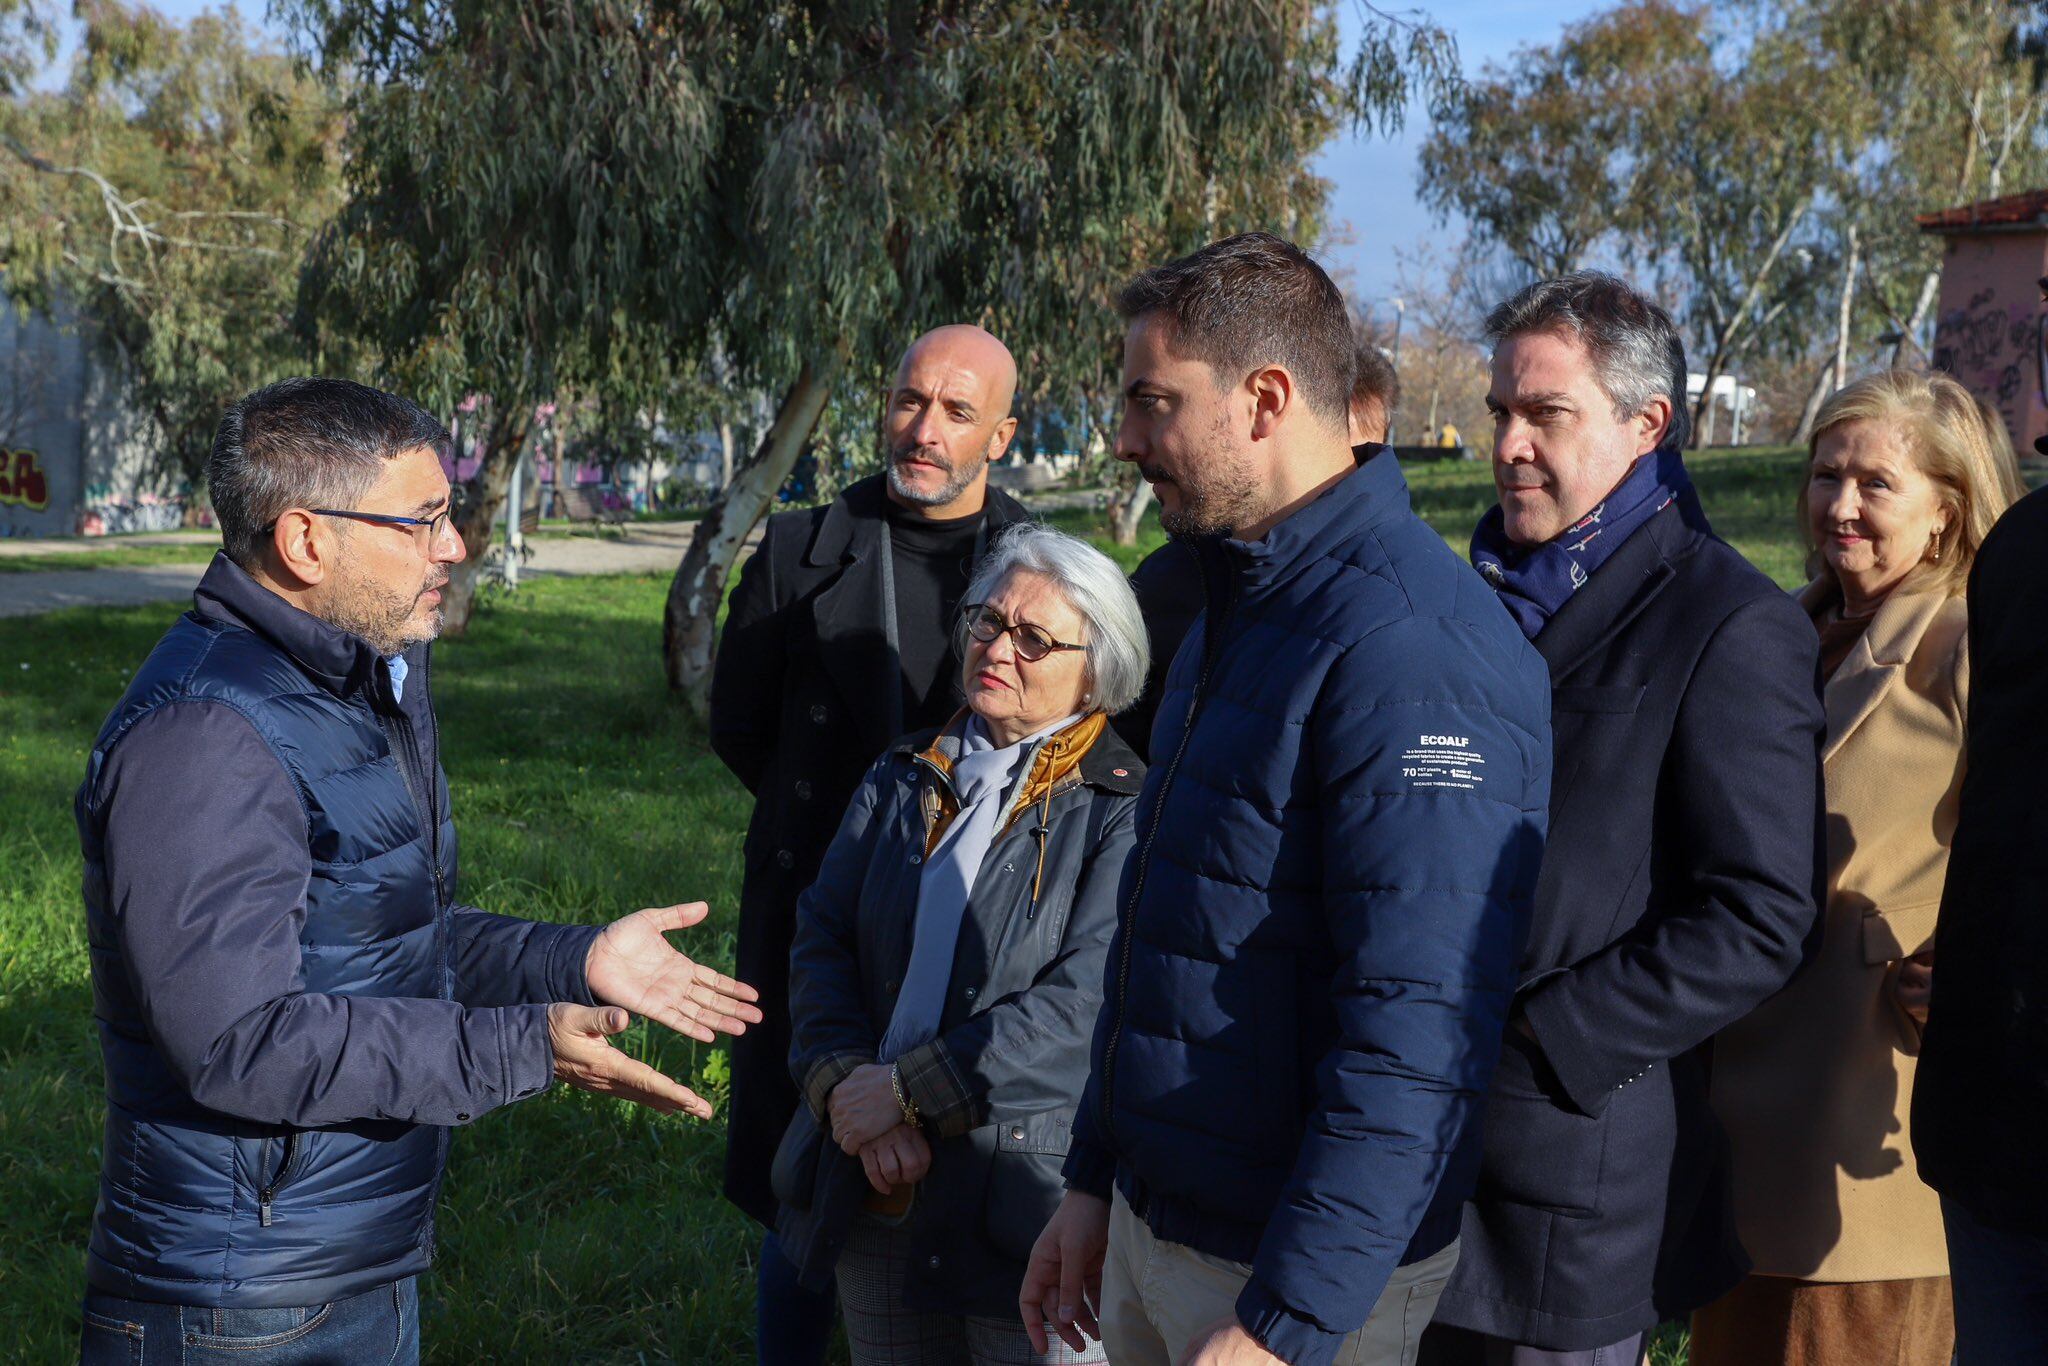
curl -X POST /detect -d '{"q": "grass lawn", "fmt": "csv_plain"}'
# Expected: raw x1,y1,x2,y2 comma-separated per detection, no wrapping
0,541,221,573
0,446,1808,1360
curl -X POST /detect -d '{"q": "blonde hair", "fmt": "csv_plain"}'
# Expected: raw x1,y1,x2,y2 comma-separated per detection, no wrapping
1802,370,2025,594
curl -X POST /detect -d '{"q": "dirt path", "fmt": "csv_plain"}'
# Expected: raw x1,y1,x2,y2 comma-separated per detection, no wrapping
0,483,1114,618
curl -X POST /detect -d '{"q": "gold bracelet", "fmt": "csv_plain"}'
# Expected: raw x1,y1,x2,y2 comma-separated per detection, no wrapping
890,1063,921,1128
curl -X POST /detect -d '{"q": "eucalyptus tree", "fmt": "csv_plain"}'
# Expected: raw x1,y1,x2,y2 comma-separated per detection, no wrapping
659,0,1459,696
1418,2,1698,278
291,0,731,631
1423,2,1845,444
1780,0,2048,370
286,0,1450,696
0,2,344,479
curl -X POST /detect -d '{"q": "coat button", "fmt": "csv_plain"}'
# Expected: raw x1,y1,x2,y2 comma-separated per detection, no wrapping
811,704,828,724
1011,1126,1025,1141
795,780,813,801
927,1255,941,1270
909,853,921,866
964,986,977,1000
457,1112,470,1123
776,849,795,870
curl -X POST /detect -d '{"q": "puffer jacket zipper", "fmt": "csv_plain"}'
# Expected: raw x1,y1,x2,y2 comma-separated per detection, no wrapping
1098,547,1237,1150
374,648,452,1256
257,1131,301,1228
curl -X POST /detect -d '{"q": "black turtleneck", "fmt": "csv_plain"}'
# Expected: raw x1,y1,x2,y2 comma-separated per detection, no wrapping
887,501,985,724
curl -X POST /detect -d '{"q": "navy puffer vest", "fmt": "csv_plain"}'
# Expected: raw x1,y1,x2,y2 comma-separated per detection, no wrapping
78,556,458,1306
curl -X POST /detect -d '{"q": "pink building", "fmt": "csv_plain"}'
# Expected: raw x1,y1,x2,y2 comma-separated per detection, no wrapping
1918,190,2048,459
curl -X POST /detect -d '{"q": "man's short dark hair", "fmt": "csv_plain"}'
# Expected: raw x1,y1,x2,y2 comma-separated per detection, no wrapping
1352,341,1400,428
210,378,452,568
1485,271,1691,451
1118,232,1356,426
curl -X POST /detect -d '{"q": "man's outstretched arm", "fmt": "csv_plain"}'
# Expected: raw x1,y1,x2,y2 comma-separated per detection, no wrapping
100,703,717,1125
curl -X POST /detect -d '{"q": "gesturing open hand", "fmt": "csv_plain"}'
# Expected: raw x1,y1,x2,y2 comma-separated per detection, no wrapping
585,902,764,1043
548,1004,714,1120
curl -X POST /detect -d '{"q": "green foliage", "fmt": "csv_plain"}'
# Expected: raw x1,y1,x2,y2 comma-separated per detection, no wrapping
293,0,1454,423
0,0,56,97
1419,1,1704,279
1422,0,2048,418
0,2,347,479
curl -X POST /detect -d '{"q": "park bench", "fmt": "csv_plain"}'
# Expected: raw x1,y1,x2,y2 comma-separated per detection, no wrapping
555,486,629,536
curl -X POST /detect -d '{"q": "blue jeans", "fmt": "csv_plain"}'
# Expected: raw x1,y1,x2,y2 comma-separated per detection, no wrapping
80,1277,418,1365
1942,1197,2048,1364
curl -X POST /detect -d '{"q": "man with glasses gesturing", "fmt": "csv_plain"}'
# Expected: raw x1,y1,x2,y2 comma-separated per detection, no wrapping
75,378,761,1363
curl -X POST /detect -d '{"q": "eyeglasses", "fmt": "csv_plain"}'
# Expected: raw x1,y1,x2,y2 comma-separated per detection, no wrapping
264,488,465,549
962,604,1087,662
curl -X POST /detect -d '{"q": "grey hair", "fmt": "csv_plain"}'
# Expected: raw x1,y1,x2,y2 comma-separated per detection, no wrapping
957,523,1150,715
1485,271,1692,451
210,377,453,568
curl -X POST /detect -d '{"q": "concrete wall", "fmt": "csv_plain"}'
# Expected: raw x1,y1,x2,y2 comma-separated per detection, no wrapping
0,306,90,537
1930,231,2048,458
0,303,179,537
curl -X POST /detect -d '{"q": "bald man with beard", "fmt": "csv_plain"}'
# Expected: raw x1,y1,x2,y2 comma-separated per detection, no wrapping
710,325,1036,1365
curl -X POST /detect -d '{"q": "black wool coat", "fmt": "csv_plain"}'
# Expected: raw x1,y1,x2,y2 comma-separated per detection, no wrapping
1913,485,2048,1232
709,475,1032,1224
1427,494,1825,1351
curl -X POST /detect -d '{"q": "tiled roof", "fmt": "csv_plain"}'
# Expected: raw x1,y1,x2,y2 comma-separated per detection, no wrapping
1917,190,2048,234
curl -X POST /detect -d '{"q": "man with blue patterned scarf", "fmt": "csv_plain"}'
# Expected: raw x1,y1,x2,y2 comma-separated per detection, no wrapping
1421,274,1824,1366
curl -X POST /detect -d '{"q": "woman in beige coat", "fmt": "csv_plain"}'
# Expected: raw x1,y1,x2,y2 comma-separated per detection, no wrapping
1689,371,2022,1365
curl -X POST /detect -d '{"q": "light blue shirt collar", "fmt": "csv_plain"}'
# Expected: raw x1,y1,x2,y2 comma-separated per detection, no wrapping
386,654,409,705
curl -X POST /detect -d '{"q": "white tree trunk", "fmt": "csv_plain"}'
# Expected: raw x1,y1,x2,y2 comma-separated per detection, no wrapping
1791,360,1833,446
1894,270,1941,367
1833,224,1861,392
717,419,735,490
663,359,836,711
1113,477,1154,546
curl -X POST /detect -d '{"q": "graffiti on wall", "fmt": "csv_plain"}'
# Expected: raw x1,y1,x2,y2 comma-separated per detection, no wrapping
1931,286,2047,451
0,447,50,511
78,486,189,536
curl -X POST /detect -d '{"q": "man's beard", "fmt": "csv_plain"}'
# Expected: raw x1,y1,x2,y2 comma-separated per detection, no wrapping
1153,424,1261,537
887,441,988,508
323,566,448,657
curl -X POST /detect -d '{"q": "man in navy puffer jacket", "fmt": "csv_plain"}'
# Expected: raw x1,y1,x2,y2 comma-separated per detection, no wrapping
1020,235,1552,1366
76,379,760,1363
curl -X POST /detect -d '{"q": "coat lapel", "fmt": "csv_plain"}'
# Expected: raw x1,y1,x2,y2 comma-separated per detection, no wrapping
1810,585,1950,764
809,482,904,756
804,478,1034,760
1532,500,1684,681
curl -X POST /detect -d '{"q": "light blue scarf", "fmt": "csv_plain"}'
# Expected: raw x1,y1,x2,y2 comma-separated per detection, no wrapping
877,711,1080,1061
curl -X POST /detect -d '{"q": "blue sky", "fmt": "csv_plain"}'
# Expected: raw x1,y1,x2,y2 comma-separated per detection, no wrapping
85,1,1608,310
1316,1,1608,309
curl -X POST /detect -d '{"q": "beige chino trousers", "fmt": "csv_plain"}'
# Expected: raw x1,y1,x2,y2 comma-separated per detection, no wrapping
1099,1189,1457,1366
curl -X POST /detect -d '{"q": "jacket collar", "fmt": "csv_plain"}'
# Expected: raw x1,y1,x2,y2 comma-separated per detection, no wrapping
1530,492,1712,680
1212,444,1411,593
894,709,1144,797
1799,579,1958,762
190,551,409,708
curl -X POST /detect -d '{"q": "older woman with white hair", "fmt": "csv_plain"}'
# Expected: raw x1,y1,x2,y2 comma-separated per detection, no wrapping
772,523,1148,1365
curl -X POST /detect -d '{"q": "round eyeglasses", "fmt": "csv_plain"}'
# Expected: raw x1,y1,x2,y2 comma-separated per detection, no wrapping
961,603,1087,662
